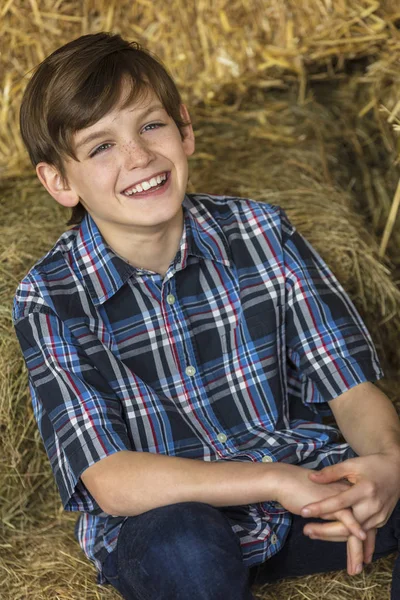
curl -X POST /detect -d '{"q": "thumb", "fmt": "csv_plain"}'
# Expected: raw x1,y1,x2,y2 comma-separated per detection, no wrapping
309,463,348,483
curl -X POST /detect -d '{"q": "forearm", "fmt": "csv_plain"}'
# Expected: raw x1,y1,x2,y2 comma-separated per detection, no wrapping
329,382,400,457
81,450,286,516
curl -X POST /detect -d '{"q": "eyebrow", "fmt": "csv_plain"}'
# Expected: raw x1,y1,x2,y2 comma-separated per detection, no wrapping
75,103,165,151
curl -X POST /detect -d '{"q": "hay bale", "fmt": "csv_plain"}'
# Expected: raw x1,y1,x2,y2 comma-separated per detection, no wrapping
2,3,400,598
1,0,400,179
357,44,400,259
304,74,400,269
364,42,400,129
1,91,400,598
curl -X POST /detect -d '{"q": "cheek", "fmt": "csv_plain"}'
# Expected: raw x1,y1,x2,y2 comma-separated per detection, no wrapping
151,129,184,148
74,164,117,200
88,157,119,184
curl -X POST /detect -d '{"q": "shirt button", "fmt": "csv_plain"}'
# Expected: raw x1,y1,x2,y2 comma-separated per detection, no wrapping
166,294,175,305
262,455,273,463
217,433,227,443
185,365,196,377
270,533,278,545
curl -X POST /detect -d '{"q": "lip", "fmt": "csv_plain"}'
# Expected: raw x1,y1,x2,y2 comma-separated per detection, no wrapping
121,171,169,195
121,171,171,199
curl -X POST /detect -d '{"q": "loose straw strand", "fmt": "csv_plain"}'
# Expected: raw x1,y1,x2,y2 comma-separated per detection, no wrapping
379,177,400,258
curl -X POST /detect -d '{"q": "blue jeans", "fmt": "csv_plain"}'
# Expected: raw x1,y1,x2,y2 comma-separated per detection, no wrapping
102,501,400,600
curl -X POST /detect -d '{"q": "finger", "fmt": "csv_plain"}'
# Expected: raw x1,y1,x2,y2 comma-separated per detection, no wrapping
334,509,366,541
303,510,366,542
303,519,350,542
318,510,366,541
363,529,377,564
347,535,364,576
309,463,348,484
362,512,389,532
301,488,361,518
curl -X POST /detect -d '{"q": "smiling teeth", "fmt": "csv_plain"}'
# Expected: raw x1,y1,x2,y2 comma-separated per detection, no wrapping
124,173,167,195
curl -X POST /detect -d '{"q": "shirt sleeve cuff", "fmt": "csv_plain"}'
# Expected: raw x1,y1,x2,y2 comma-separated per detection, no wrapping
301,357,384,404
57,428,131,512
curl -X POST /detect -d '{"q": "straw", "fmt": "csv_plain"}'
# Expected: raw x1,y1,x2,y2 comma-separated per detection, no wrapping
1,2,400,598
2,91,400,598
379,177,400,257
1,0,400,179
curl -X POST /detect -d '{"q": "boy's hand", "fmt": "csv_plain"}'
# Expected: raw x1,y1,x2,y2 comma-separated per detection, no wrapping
300,453,400,531
276,463,368,575
276,464,366,541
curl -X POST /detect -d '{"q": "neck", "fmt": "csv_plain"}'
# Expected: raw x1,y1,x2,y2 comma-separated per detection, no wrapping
95,209,184,277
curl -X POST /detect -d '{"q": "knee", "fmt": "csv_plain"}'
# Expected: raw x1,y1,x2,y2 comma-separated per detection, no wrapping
116,503,250,598
120,501,240,568
147,502,237,561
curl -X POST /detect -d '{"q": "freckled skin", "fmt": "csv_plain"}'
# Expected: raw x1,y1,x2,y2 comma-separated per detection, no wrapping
52,85,195,272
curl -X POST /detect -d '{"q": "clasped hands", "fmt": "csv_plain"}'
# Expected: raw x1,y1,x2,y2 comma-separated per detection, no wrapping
297,453,400,576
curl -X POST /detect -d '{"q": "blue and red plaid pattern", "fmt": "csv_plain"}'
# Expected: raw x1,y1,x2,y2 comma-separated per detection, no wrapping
13,194,383,583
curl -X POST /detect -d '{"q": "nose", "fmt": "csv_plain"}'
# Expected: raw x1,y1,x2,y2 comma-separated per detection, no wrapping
122,139,155,170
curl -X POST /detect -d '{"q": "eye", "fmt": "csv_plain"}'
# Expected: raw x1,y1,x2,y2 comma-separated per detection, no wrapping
89,143,112,158
142,122,165,133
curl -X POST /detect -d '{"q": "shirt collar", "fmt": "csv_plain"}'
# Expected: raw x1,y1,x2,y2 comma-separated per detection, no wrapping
70,196,231,307
182,195,231,268
70,214,134,307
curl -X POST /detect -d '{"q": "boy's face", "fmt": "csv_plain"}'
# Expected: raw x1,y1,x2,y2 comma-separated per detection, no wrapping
39,82,195,241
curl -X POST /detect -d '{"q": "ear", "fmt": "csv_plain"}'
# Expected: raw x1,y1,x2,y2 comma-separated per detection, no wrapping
36,162,80,208
179,104,195,157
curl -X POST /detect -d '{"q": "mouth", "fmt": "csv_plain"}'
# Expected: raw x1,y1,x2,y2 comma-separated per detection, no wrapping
121,171,170,197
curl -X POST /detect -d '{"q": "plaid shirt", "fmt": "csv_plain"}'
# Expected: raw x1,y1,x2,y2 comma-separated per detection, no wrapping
13,194,383,584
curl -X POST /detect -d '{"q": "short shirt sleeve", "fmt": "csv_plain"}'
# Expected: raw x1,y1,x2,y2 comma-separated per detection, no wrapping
13,303,132,513
282,213,383,404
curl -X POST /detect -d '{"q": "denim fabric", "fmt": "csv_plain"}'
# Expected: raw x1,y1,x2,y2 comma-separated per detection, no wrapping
102,502,255,599
102,501,400,600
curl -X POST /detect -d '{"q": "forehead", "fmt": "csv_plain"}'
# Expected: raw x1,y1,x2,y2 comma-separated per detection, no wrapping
72,85,165,149
117,79,161,113
86,83,161,128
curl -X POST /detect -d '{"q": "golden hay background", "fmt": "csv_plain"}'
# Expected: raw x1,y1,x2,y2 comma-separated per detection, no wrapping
2,0,400,179
1,1,400,599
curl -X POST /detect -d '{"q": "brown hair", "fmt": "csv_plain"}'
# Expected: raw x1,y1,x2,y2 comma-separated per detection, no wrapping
19,32,189,225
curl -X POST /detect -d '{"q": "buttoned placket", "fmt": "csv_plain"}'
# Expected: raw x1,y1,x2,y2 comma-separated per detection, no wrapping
161,265,235,456
161,268,198,378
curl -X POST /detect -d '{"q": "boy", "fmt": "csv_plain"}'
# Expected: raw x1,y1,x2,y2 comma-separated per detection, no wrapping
13,32,400,599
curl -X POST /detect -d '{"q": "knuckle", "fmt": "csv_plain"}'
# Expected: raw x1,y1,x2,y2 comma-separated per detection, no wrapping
372,499,382,513
335,480,348,491
377,513,388,527
365,481,377,497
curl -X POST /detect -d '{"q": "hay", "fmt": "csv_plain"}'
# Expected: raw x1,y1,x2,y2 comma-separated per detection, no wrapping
304,74,400,268
1,2,400,599
1,90,400,598
2,0,400,251
1,0,400,179
358,44,400,254
363,41,400,126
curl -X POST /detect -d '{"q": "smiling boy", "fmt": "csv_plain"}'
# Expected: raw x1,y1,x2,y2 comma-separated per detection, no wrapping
13,32,400,599
38,88,191,276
